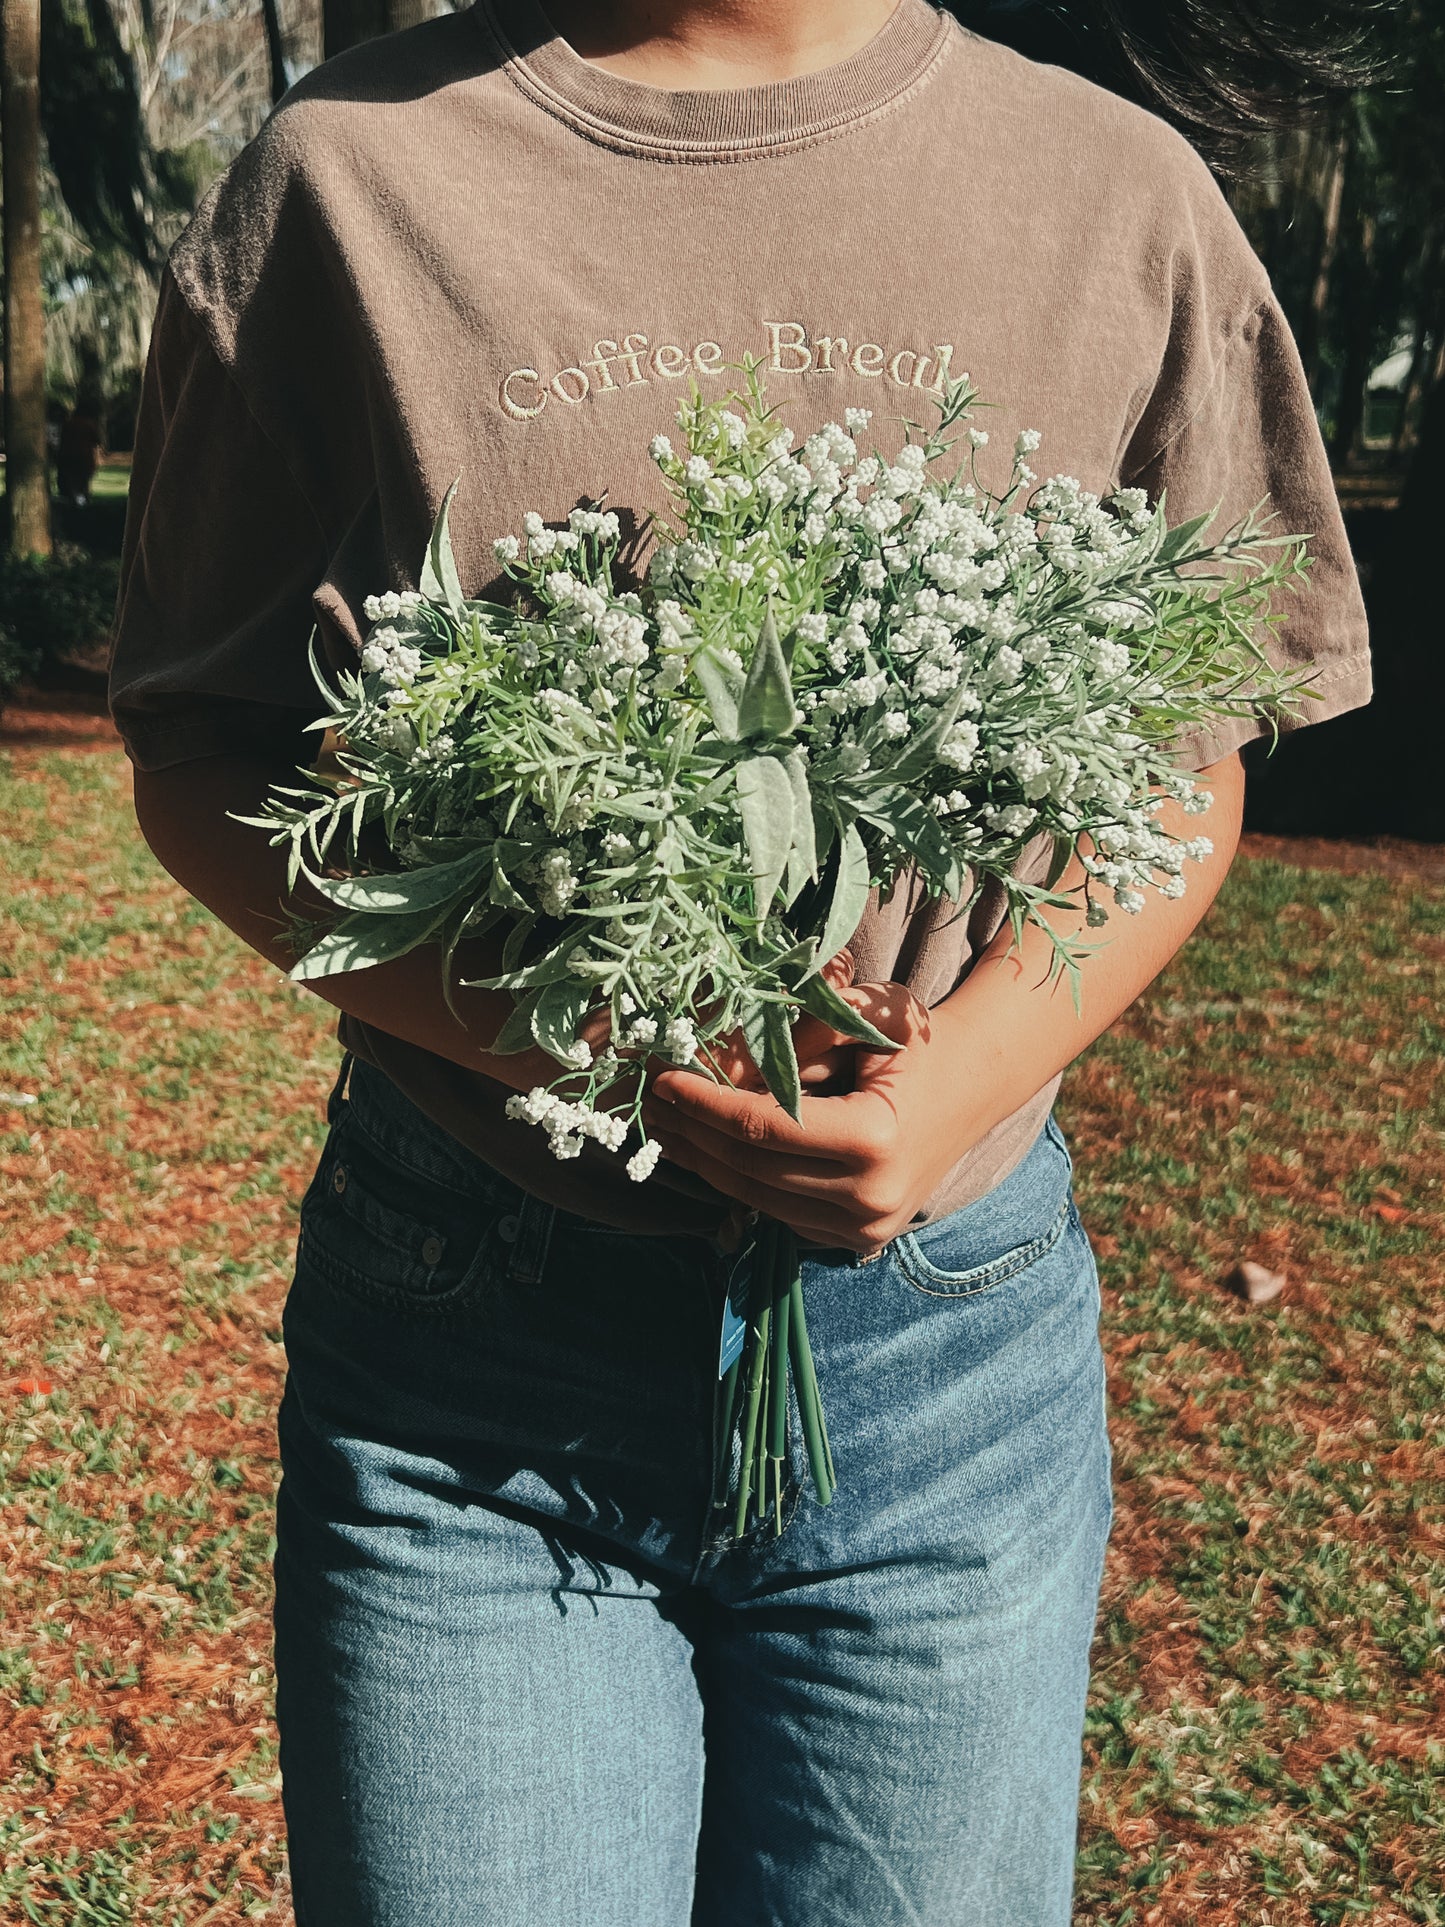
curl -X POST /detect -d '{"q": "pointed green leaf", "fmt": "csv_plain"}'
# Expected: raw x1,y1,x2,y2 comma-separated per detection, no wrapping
782,747,818,906
483,992,541,1056
736,754,795,917
811,822,872,972
1045,834,1076,890
488,859,532,913
531,976,594,1066
736,608,798,740
693,647,743,740
742,999,803,1122
289,906,445,983
308,847,489,917
420,475,468,622
500,915,536,976
882,683,970,787
859,789,962,898
795,972,902,1052
1155,508,1215,566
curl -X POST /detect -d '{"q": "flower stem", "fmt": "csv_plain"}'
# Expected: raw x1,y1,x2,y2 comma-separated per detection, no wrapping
733,1287,771,1540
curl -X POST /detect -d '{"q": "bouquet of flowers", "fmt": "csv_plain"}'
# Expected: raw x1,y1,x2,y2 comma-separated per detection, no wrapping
249,363,1313,1539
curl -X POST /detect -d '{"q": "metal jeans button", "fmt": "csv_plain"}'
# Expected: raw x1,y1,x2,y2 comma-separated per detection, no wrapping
421,1234,445,1267
498,1214,521,1244
332,1164,347,1196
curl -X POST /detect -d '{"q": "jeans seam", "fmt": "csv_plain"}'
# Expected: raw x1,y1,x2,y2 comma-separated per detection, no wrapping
507,1192,557,1286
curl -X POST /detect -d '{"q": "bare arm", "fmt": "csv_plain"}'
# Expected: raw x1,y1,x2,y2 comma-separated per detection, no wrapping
132,752,567,1093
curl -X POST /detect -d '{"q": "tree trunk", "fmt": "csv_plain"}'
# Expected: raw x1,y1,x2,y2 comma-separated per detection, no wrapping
324,0,433,59
1299,128,1348,401
2,0,52,559
261,0,289,104
1329,212,1376,469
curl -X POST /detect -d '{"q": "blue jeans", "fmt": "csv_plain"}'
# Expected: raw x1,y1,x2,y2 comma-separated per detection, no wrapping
274,1055,1113,1926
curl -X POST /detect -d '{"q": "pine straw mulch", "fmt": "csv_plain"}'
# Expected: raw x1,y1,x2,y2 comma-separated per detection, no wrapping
2,712,1441,1924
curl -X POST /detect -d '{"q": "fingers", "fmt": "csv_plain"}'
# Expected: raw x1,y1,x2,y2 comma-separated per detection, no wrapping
652,1135,856,1246
643,1101,850,1198
648,1069,884,1163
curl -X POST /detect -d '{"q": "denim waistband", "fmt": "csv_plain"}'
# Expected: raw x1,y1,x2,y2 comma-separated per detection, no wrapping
325,1051,1070,1274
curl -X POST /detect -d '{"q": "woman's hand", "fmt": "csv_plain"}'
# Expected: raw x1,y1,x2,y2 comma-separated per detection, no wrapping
643,979,944,1255
641,753,1248,1253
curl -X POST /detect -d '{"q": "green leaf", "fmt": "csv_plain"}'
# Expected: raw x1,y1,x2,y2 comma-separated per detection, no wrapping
289,906,445,983
742,999,802,1123
859,789,962,898
882,683,970,787
308,847,489,916
487,859,532,913
783,748,818,906
420,475,468,622
531,976,594,1066
1155,508,1216,566
795,972,901,1052
483,992,541,1056
1045,835,1076,890
693,647,743,740
471,947,583,993
500,915,536,976
811,822,872,971
736,754,795,917
736,608,798,741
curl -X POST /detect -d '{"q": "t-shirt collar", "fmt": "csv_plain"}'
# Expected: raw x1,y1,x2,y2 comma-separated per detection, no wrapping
471,0,953,157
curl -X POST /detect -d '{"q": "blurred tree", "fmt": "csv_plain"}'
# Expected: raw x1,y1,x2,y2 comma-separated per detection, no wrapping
3,0,53,557
323,0,432,59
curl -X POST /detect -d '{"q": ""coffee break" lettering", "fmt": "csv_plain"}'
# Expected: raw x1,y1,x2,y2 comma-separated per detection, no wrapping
498,321,955,422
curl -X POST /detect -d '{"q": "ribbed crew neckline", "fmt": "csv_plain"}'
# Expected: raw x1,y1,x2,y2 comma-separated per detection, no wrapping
471,0,953,157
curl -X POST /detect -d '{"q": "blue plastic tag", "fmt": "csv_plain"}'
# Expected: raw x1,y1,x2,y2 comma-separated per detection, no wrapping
719,1246,751,1379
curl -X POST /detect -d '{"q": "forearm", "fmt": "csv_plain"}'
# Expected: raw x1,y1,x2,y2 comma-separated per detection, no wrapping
933,752,1245,1142
131,753,545,1090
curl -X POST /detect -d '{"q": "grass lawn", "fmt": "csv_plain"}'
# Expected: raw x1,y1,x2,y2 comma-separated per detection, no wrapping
1,731,1441,1924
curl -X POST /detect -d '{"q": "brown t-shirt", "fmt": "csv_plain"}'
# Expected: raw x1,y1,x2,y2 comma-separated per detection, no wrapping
108,0,1371,1236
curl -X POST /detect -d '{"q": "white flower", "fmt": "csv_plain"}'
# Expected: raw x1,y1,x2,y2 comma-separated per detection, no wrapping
663,1015,698,1064
994,804,1036,838
649,434,674,464
845,407,872,433
522,511,545,537
1113,886,1146,914
506,1086,559,1126
1015,429,1042,456
685,455,713,485
493,534,520,564
880,711,910,739
627,1141,663,1182
968,429,989,448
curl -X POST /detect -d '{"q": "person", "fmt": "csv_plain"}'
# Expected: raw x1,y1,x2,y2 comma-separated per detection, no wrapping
107,1,1373,1920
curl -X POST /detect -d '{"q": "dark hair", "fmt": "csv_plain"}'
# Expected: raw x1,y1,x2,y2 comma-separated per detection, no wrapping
945,0,1397,167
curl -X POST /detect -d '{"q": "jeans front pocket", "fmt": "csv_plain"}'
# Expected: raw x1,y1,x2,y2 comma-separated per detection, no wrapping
296,1101,518,1317
892,1115,1076,1299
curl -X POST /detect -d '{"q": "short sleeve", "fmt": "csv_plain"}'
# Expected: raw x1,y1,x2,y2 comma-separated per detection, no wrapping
1120,290,1372,772
107,263,332,773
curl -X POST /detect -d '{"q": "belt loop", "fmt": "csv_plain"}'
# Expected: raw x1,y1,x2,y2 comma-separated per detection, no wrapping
506,1192,556,1286
325,1050,355,1126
